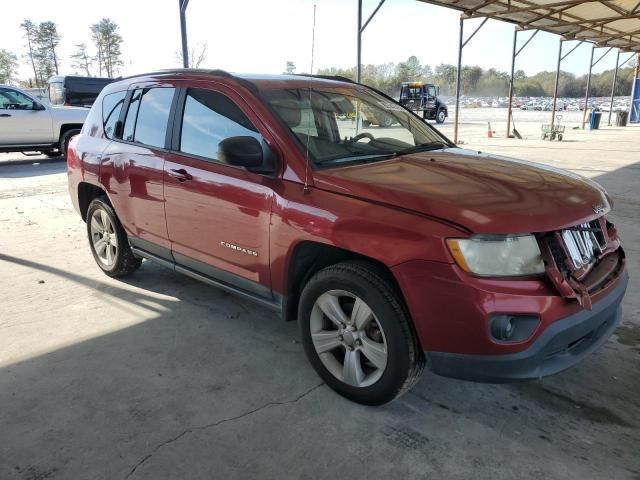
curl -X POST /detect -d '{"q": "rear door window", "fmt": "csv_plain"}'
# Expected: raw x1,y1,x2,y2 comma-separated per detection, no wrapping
102,91,127,139
122,87,175,148
179,88,260,162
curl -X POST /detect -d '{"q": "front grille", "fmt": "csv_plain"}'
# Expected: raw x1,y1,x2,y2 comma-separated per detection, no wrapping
560,220,606,269
540,217,623,301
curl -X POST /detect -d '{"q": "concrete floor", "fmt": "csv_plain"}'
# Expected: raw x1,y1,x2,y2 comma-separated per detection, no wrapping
1,121,639,480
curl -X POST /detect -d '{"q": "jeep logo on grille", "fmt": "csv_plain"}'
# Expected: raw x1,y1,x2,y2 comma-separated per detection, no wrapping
592,204,606,214
220,241,258,257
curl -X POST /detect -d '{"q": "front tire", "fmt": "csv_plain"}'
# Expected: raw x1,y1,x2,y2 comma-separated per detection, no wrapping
436,109,446,124
299,261,424,405
86,197,141,277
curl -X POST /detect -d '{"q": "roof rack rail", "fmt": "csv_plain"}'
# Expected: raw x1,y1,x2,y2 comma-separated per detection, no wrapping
152,68,233,77
292,74,359,84
116,68,234,82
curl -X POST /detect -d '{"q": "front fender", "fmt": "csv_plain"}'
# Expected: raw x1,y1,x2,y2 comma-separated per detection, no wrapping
269,181,462,294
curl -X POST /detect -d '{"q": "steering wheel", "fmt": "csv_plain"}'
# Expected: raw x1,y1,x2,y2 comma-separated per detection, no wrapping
348,132,374,143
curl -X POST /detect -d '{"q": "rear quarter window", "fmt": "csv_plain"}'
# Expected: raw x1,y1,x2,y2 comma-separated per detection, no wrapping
102,91,127,139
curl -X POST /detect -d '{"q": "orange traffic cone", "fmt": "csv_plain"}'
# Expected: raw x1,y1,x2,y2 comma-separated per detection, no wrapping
487,122,493,138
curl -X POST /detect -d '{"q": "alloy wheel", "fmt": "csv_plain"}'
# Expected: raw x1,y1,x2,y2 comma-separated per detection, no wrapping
90,208,118,267
310,290,388,388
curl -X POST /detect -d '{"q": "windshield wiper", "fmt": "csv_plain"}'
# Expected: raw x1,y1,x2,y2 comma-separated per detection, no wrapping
318,152,397,165
316,142,448,166
392,142,448,156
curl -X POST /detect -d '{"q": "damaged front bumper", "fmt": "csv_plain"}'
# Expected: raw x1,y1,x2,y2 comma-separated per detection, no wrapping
426,270,628,383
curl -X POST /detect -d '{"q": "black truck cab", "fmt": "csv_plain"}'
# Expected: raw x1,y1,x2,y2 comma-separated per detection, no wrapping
399,81,448,124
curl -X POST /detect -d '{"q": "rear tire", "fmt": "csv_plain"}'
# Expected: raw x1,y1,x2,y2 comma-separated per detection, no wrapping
86,197,142,278
299,261,424,405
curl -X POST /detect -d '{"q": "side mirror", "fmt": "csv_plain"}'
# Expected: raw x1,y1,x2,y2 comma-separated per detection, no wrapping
218,136,276,174
32,101,45,111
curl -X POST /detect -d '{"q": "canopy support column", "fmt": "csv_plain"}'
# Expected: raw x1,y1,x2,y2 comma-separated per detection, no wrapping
581,46,612,128
551,39,584,128
506,29,518,138
356,0,386,83
551,39,563,129
608,50,621,126
454,18,464,144
453,16,488,144
581,45,596,129
506,28,539,137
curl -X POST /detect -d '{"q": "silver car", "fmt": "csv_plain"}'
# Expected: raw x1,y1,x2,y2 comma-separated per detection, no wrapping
0,85,88,158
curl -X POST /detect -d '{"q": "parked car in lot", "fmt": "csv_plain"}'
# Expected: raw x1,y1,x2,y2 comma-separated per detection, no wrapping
67,70,627,405
0,84,87,157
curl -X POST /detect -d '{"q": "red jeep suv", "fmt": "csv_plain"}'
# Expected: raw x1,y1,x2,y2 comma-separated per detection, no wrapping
67,70,627,405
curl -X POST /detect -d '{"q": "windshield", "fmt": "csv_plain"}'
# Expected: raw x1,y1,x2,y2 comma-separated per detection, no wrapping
261,85,450,167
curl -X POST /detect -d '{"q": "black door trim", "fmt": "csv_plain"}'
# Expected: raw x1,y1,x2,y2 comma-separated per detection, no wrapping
129,236,283,314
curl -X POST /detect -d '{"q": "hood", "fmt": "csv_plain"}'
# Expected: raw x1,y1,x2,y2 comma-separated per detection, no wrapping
312,148,609,234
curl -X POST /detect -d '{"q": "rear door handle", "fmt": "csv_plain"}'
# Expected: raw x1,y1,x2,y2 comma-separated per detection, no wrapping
168,168,193,182
0,113,11,117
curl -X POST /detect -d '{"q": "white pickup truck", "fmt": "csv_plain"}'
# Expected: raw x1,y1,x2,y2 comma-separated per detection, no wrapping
0,84,88,158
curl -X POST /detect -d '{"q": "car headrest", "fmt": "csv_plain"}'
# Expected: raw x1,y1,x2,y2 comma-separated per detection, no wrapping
271,99,301,128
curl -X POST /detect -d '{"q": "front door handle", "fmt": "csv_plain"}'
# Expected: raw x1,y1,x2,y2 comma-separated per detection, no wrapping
168,168,193,182
0,113,11,117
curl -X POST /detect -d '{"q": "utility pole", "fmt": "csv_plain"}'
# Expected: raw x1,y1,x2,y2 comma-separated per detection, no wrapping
179,0,190,68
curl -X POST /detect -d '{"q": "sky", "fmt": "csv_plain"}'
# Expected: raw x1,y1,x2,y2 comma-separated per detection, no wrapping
2,0,629,82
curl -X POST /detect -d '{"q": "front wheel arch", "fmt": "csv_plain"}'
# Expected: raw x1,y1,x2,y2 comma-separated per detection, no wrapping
283,242,410,326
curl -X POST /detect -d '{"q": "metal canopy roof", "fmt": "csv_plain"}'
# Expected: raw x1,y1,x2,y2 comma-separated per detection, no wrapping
417,0,640,52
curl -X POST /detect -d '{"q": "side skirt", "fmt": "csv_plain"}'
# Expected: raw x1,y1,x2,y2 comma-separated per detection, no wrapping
130,245,284,315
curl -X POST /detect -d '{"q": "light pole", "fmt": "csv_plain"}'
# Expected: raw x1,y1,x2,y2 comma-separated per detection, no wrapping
179,0,190,68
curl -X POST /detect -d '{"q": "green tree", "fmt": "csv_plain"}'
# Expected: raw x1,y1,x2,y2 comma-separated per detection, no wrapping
91,18,123,77
20,19,41,87
71,43,92,76
35,21,61,76
397,56,422,81
434,63,457,94
0,49,19,84
461,66,483,94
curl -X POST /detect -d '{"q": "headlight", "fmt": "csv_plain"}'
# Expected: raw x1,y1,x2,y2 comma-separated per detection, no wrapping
446,235,544,277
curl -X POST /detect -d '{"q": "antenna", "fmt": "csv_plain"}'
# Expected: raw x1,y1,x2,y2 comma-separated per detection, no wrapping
310,3,317,75
303,3,317,195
